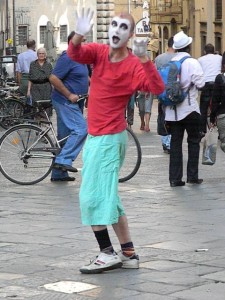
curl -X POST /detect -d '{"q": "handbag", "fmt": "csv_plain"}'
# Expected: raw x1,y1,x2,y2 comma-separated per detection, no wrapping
157,103,168,136
202,127,218,165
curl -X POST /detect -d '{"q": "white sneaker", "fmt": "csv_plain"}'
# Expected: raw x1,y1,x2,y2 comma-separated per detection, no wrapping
80,252,122,274
118,251,139,269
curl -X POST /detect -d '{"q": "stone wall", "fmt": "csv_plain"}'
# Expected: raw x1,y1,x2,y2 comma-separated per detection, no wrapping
97,0,114,43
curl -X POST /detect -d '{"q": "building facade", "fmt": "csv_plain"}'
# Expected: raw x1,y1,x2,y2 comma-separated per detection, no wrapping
150,0,225,58
114,0,225,59
0,0,225,60
0,0,98,56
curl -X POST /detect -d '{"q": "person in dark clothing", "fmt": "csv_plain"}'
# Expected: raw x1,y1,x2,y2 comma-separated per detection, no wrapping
210,51,225,152
28,47,52,106
198,43,222,136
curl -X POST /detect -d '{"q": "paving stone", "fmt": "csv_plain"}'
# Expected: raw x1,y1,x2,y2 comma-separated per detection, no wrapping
171,282,225,300
43,281,99,294
141,259,193,271
202,270,225,282
123,294,178,300
0,285,46,298
127,281,187,295
0,272,25,280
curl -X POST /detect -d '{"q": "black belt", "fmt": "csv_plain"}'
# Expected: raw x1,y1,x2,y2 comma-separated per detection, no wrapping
30,78,49,84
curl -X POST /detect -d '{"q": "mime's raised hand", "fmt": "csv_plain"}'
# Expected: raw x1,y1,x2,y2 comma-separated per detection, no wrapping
132,38,149,57
75,7,94,36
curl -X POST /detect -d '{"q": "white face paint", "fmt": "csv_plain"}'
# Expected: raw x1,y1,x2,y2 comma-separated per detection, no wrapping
108,16,132,49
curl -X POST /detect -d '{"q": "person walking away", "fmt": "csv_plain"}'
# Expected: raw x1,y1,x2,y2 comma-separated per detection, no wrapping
198,43,222,137
67,8,164,274
155,37,177,153
136,91,153,132
126,92,136,129
16,40,37,98
164,31,205,187
210,51,225,152
49,31,89,182
27,48,53,116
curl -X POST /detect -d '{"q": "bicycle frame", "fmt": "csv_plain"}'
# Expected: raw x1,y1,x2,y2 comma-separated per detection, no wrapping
21,110,70,160
15,96,90,161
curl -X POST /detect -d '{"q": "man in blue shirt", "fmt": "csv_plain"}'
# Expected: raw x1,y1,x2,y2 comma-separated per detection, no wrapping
50,31,89,181
16,40,37,97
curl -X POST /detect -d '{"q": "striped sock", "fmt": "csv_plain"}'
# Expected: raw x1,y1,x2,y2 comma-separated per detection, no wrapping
121,242,135,257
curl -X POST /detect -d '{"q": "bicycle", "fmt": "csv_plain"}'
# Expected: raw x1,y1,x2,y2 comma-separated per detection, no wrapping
119,127,142,183
0,90,25,128
0,98,142,185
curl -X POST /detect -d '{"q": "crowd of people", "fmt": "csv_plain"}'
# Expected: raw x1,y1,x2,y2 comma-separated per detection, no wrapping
13,6,225,275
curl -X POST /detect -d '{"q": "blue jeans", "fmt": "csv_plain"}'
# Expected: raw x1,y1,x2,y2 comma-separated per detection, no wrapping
51,99,87,179
161,135,171,149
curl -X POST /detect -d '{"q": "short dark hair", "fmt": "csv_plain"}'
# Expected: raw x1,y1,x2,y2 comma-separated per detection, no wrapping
204,43,214,54
27,40,35,49
68,31,75,44
177,44,191,53
168,37,174,48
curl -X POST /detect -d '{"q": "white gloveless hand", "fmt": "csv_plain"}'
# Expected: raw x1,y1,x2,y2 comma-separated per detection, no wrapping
75,7,94,36
132,38,149,57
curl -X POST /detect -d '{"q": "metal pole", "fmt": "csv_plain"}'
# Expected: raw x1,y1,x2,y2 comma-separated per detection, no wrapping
128,0,130,13
13,0,16,47
6,0,9,40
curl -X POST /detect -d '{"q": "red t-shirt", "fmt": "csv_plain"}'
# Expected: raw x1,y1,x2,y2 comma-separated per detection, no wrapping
67,42,164,136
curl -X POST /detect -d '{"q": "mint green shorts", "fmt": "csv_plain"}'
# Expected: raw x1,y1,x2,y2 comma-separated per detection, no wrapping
79,131,128,225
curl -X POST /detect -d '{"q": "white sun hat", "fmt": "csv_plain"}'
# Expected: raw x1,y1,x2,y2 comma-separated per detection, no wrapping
173,31,192,50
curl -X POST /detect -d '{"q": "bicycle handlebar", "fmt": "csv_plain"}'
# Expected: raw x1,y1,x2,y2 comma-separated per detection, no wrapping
76,94,88,102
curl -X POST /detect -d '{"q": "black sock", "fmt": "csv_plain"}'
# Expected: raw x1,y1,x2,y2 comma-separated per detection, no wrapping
94,228,114,254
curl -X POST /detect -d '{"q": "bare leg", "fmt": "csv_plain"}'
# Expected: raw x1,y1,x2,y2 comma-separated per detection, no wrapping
144,112,151,132
140,115,145,130
92,216,132,245
92,225,107,231
112,215,131,244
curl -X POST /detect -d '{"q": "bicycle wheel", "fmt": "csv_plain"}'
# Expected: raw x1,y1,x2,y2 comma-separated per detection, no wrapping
0,98,25,129
0,124,55,185
119,128,142,182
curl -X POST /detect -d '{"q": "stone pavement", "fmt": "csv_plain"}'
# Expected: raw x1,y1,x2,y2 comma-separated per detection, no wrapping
1,101,225,299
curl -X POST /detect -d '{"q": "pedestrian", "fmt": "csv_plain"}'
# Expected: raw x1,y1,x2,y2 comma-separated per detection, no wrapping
16,40,37,97
136,91,153,132
210,51,225,152
126,92,136,129
27,47,53,116
198,43,222,137
155,36,177,153
164,31,205,187
67,8,164,273
49,31,89,182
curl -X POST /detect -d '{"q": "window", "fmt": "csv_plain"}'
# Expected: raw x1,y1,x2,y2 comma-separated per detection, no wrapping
40,26,47,44
215,0,222,20
215,34,222,54
60,25,67,43
18,25,28,45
